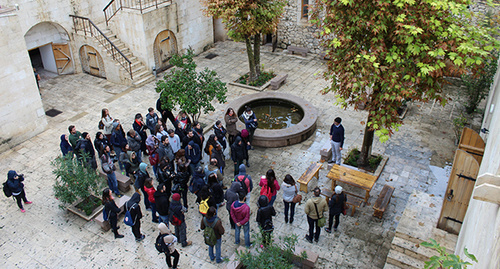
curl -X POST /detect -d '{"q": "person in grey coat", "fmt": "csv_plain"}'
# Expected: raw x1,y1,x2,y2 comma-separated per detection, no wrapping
158,135,175,166
127,129,142,163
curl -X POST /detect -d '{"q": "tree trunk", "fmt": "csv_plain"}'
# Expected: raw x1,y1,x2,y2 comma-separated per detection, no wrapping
357,115,374,168
254,34,261,78
245,37,256,82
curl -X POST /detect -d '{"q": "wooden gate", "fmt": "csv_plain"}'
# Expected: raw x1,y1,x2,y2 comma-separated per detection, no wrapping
79,45,106,78
437,128,484,234
52,43,74,74
153,30,177,72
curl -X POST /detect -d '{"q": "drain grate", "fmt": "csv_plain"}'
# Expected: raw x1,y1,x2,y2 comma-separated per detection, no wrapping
205,53,218,59
45,108,62,117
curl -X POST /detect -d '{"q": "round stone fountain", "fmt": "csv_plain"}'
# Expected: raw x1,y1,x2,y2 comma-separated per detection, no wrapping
226,92,318,148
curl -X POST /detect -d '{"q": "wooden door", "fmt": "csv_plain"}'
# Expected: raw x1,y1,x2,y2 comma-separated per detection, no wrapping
458,127,485,164
86,46,100,76
154,30,177,72
52,43,74,74
437,149,480,234
79,45,105,78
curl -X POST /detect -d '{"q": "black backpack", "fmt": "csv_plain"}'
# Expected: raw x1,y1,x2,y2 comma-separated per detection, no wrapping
155,233,168,253
3,181,12,197
235,175,248,196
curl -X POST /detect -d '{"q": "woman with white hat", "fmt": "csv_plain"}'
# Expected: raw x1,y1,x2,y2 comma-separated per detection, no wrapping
325,185,347,233
159,223,180,269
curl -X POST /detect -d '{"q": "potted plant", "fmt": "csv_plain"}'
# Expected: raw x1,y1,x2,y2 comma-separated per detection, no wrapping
52,154,105,220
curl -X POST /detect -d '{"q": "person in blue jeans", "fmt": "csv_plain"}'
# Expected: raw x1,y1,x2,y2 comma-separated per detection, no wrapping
230,192,251,247
101,145,122,197
201,206,225,263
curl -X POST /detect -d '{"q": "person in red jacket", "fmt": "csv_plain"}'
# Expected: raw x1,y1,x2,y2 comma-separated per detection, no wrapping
144,178,159,223
230,192,251,247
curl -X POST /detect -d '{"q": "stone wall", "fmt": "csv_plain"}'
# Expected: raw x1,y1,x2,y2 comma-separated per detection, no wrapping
277,0,321,53
0,11,47,152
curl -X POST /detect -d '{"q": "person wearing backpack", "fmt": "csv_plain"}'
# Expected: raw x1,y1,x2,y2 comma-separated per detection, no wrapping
259,169,281,207
225,181,242,229
169,193,192,247
189,166,206,195
326,185,347,233
196,185,216,216
234,164,253,206
126,192,145,242
256,195,276,247
158,222,179,269
231,192,251,247
201,206,225,263
102,188,124,239
5,170,32,213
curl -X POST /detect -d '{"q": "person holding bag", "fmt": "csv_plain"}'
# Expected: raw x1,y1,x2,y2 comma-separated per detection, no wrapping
304,187,328,243
326,185,347,233
281,174,300,224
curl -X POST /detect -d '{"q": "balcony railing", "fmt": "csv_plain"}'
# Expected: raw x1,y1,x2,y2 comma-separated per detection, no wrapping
103,0,172,25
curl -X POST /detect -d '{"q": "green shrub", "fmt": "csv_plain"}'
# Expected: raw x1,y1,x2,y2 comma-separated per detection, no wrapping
237,71,276,87
421,239,477,269
52,154,105,213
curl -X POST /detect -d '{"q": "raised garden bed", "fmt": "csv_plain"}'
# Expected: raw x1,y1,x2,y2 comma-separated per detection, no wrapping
67,195,104,221
229,71,276,92
343,148,389,178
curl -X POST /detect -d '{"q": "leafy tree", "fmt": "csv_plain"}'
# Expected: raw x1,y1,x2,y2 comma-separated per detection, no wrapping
421,239,477,268
202,0,286,82
461,53,498,114
313,0,500,167
156,49,227,122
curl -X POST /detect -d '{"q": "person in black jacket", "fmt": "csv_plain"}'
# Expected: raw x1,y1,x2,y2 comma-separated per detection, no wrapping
94,132,110,157
173,163,190,208
326,185,347,233
169,193,192,247
213,120,227,150
102,188,124,239
225,181,242,229
157,97,176,127
211,143,226,175
208,173,224,207
157,160,174,195
75,132,97,169
154,183,171,225
134,163,151,210
231,136,247,176
6,170,32,213
256,195,276,247
126,192,145,241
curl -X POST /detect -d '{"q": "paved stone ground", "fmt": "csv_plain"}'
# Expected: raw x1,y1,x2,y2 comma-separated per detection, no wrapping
0,41,466,268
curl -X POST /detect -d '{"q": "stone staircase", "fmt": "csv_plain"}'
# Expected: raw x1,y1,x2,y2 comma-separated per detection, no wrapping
98,27,155,87
384,190,458,269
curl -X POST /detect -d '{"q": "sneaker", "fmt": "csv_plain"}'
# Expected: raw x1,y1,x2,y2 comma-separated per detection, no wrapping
136,235,145,242
20,208,26,213
25,201,32,204
305,235,313,243
328,160,334,164
290,219,294,224
121,171,126,175
314,238,319,243
325,228,332,233
334,228,338,232
115,234,124,239
182,241,192,247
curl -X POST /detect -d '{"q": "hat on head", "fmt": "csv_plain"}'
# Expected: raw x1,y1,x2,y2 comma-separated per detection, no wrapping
241,129,249,138
335,185,343,194
172,193,181,201
158,222,171,235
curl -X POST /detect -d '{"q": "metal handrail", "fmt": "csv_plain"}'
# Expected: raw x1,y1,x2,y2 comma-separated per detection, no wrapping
70,14,133,79
103,0,172,25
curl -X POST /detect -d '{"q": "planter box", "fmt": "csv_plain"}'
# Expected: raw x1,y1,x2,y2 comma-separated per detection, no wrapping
229,81,271,92
67,195,104,221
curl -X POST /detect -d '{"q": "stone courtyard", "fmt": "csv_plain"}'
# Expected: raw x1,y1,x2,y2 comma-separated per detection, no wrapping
0,41,464,268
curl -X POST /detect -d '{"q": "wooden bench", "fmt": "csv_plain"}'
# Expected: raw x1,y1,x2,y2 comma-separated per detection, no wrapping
321,188,364,216
270,74,288,90
288,46,309,57
293,246,319,269
373,184,395,219
320,141,332,162
297,163,322,193
94,194,131,231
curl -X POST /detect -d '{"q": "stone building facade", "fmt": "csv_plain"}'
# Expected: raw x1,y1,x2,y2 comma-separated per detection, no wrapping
0,0,214,152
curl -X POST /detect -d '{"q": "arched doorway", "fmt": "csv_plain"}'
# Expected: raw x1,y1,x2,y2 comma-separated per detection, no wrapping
79,45,106,78
153,30,178,72
24,22,74,75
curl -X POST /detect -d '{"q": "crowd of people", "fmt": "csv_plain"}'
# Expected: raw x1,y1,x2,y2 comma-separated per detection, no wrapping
4,98,348,267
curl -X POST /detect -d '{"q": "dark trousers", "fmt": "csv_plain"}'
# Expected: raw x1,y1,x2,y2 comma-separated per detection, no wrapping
150,202,159,222
174,222,187,246
180,188,188,208
283,201,296,222
228,134,235,147
233,160,243,176
328,212,340,229
228,209,235,229
165,249,180,268
132,221,142,239
247,128,256,144
307,215,320,241
262,231,272,247
14,189,28,209
109,215,119,235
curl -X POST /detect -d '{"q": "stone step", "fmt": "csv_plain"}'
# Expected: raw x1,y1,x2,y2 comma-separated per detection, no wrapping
133,74,155,86
386,249,426,269
383,263,404,269
391,235,438,262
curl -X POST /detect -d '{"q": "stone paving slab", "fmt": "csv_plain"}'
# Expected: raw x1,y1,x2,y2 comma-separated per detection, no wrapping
0,41,462,268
